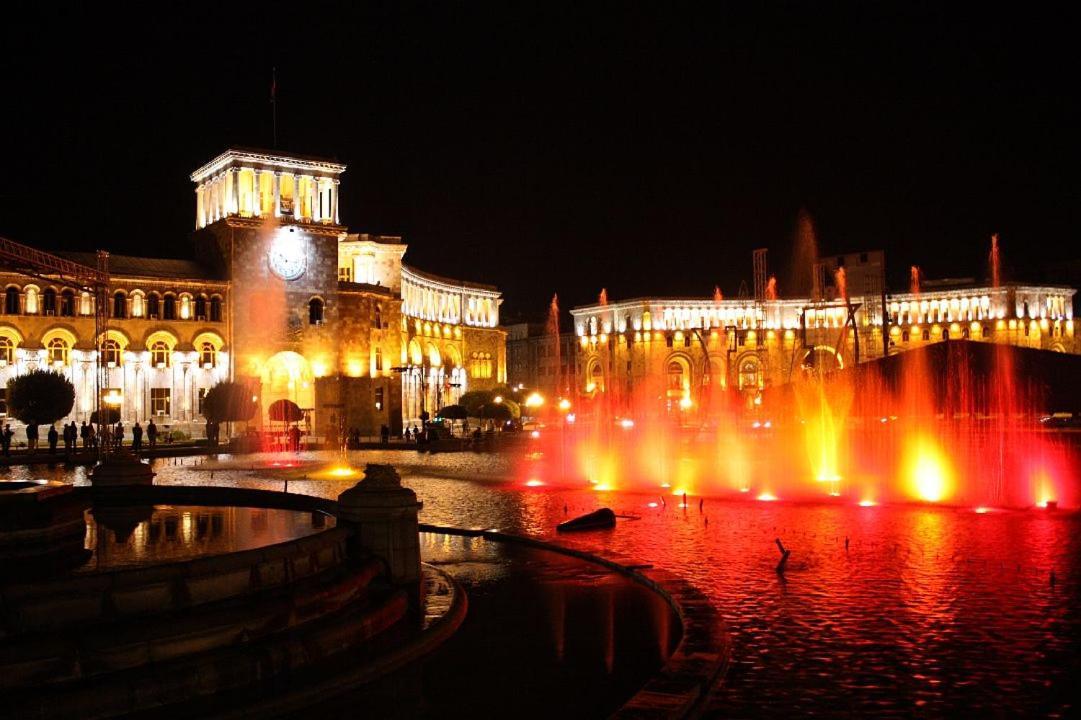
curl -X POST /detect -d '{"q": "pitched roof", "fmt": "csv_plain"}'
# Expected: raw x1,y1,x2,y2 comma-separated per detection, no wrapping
55,252,221,282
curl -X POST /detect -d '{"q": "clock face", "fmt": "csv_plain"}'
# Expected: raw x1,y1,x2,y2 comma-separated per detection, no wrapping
268,232,307,280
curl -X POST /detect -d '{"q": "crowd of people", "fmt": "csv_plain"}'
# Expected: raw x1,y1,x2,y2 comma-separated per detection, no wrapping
0,418,169,458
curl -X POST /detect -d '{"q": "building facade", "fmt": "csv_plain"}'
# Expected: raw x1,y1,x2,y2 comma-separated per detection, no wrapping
0,148,505,440
570,281,1077,412
505,322,578,398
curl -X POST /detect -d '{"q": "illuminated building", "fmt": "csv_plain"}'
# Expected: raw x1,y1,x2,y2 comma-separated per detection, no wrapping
570,270,1076,411
0,148,505,439
505,323,579,398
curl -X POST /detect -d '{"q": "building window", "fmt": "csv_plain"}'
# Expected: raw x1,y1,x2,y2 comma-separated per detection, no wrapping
48,338,69,365
194,294,208,320
112,291,127,319
151,341,171,368
151,388,171,416
131,292,144,317
375,347,383,371
60,290,75,317
309,297,324,325
338,267,352,282
922,329,930,341
667,361,685,391
42,289,57,316
375,387,384,411
902,330,910,342
147,293,161,319
209,296,223,322
738,358,760,390
163,294,176,320
198,387,208,416
100,339,122,366
0,337,13,364
4,287,19,314
374,303,382,329
200,342,217,368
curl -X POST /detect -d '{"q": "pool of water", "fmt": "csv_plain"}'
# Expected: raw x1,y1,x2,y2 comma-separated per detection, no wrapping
12,450,1080,717
81,504,333,573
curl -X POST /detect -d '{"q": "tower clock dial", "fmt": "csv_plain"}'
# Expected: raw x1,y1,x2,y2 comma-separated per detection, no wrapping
268,229,307,280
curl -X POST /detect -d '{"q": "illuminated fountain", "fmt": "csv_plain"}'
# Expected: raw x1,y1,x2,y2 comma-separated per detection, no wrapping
520,235,1077,510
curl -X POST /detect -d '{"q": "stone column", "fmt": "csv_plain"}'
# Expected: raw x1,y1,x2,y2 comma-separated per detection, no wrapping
332,179,340,224
337,464,421,586
273,171,281,217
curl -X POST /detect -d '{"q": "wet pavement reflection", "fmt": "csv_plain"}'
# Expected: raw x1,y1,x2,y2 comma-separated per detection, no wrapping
8,450,1080,717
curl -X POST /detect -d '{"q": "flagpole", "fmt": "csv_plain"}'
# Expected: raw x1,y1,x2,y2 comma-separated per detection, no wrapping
271,67,277,149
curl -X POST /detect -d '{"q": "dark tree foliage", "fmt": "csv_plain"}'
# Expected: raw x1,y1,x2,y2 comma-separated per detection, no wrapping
6,369,75,425
203,381,258,424
90,407,121,425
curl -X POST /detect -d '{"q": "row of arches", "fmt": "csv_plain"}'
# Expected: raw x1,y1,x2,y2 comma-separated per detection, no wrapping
0,326,224,368
1,284,226,322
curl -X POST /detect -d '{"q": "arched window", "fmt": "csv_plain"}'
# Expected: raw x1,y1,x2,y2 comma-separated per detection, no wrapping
667,360,685,391
922,329,930,341
48,338,69,365
163,294,176,320
194,294,207,320
209,296,222,322
200,342,217,368
151,341,171,367
374,303,382,329
24,287,38,314
738,358,760,390
42,288,57,316
309,297,324,325
4,287,20,314
60,290,75,317
130,292,144,318
0,337,13,364
147,293,161,319
112,291,127,319
100,339,122,366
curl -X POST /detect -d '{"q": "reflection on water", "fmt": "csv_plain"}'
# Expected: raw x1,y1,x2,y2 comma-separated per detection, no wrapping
81,504,333,573
314,533,678,719
22,450,1081,716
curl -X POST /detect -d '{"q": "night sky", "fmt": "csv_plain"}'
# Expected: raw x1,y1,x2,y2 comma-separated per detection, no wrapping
2,4,1077,320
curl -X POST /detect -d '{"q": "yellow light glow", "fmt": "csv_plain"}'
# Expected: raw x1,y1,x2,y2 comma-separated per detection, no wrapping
558,398,571,412
311,360,328,378
974,506,990,514
524,392,544,408
103,390,123,406
756,493,778,502
858,500,877,507
679,396,693,410
525,479,544,487
906,438,953,503
493,395,503,404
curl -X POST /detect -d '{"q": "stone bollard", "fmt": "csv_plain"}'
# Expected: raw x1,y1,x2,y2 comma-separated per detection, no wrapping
337,464,421,586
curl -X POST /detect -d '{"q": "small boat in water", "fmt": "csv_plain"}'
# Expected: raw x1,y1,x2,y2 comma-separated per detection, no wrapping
557,507,616,532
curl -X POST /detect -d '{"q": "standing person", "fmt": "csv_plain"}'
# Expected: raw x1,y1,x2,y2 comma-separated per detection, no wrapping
132,422,143,453
380,424,390,445
63,422,75,458
47,424,59,455
147,418,157,449
114,421,124,451
87,422,96,450
26,422,39,452
0,424,11,456
80,421,89,450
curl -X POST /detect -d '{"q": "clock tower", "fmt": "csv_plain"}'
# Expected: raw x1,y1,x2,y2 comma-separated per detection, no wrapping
191,148,363,438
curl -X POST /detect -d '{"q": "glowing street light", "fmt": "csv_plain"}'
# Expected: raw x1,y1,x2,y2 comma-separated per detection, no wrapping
524,392,544,408
558,398,571,412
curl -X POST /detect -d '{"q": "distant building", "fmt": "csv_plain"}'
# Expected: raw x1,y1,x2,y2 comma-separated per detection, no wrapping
0,148,505,440
505,322,578,397
570,268,1077,414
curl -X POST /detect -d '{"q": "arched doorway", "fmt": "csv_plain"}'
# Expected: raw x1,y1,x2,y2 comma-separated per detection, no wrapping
261,351,314,437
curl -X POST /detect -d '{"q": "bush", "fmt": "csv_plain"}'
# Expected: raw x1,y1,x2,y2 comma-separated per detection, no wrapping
90,407,121,425
6,370,75,425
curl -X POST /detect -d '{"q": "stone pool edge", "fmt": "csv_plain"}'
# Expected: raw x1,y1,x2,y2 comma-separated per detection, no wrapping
419,523,731,720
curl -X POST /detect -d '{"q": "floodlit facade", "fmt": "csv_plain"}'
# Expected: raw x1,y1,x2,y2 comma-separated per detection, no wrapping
570,282,1077,411
0,149,505,440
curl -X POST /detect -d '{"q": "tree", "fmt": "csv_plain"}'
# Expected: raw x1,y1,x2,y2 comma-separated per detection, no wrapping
203,381,258,424
458,390,493,417
6,369,75,425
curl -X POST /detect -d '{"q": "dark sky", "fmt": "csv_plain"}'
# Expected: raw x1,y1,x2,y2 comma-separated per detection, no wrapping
2,3,1077,320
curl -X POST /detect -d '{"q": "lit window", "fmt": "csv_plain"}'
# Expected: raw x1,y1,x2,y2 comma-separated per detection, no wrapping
375,387,384,411
200,342,217,368
667,361,685,391
338,267,352,282
100,339,122,366
48,338,69,365
375,347,383,372
151,388,171,416
151,341,170,367
0,337,13,364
